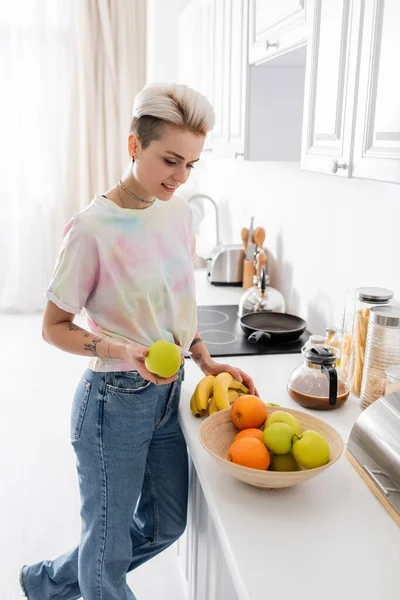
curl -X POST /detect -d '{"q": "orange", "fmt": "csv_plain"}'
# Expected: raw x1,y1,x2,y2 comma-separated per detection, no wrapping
227,437,270,470
234,428,264,443
230,395,268,430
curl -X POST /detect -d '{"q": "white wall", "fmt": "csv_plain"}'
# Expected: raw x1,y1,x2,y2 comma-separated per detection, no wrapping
184,156,400,334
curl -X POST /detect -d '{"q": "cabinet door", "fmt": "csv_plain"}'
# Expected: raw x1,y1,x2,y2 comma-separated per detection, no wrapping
208,0,227,154
352,0,400,184
301,0,362,177
249,0,308,65
178,0,215,150
225,0,248,158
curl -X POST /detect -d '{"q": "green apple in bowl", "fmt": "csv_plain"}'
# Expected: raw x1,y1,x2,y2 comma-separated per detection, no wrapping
269,452,299,472
263,422,295,455
292,430,330,469
264,410,302,437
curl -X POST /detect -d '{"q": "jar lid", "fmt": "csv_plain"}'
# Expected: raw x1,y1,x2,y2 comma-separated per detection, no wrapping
370,305,400,327
356,286,393,303
304,346,338,365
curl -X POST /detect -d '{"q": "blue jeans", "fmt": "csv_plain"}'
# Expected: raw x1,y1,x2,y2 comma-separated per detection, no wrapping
20,366,188,600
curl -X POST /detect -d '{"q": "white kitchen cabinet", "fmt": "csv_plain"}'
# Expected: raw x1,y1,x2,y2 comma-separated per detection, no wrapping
351,0,400,185
178,458,239,600
302,0,400,184
301,0,362,177
178,0,248,158
248,0,308,65
179,0,305,161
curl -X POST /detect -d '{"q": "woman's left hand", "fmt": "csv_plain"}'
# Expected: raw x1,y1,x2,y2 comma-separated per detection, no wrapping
202,360,258,396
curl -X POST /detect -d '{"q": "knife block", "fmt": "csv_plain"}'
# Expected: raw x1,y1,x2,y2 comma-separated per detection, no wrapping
242,259,255,290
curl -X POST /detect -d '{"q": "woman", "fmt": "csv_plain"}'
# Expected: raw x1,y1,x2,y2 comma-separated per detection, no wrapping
20,82,256,600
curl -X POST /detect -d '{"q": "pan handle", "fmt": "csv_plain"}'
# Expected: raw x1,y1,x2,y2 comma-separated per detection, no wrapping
247,330,272,344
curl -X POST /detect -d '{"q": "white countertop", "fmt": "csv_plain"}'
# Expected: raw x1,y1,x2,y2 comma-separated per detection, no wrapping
180,272,400,600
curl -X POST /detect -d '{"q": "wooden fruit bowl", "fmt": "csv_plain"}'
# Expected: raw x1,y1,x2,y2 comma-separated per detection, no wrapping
198,406,344,489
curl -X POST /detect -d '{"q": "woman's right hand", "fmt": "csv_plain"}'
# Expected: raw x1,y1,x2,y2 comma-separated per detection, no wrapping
121,341,179,386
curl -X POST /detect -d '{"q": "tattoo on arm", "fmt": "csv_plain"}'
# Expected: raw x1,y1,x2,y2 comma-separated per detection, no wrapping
190,337,203,349
194,353,202,362
84,337,103,357
68,322,82,332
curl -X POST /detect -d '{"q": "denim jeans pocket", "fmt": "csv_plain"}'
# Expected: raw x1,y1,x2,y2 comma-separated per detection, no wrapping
105,371,152,395
71,379,91,441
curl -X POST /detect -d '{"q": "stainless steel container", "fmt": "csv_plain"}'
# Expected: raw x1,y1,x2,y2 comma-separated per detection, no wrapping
347,391,400,525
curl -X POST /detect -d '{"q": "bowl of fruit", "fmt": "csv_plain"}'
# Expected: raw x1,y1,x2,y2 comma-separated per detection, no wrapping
198,394,344,489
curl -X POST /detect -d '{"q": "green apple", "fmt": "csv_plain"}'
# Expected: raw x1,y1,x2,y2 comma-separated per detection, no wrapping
145,340,181,378
265,410,302,437
263,422,295,455
292,430,330,469
269,452,299,472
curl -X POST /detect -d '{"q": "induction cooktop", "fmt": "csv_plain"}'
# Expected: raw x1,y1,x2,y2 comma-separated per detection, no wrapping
196,305,310,358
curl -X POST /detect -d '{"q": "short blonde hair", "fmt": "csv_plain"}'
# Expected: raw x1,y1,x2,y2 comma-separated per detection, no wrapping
131,82,215,148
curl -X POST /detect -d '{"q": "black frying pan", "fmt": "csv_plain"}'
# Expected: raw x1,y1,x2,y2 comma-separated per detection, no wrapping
240,311,307,344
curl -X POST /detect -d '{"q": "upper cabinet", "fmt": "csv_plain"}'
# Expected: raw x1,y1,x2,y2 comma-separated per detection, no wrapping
178,0,248,158
352,0,400,184
249,0,308,64
178,0,400,184
301,0,361,178
302,0,400,184
178,0,305,161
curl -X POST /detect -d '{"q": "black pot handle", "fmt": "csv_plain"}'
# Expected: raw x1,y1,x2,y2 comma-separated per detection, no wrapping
247,330,272,344
321,364,338,406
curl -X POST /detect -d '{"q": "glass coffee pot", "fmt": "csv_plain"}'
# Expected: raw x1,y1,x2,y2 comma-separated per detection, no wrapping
287,346,349,410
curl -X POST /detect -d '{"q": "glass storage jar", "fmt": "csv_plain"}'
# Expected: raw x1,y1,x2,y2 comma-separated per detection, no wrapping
385,366,400,395
325,326,342,366
360,306,400,410
339,289,356,379
348,287,394,397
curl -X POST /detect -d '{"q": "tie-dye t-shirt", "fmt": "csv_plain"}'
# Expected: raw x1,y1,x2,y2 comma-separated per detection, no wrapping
44,194,198,372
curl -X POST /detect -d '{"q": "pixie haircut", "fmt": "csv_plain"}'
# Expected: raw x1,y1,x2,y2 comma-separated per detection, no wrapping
130,83,215,149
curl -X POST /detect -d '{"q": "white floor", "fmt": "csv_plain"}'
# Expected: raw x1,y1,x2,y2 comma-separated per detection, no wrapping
1,313,188,600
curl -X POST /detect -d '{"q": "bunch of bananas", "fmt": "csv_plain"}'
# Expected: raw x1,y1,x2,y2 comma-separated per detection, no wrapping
190,372,249,417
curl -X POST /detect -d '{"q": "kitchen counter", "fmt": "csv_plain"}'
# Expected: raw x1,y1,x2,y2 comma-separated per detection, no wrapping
176,271,400,600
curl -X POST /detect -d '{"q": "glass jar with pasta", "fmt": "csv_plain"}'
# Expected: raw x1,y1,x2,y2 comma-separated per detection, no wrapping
360,307,400,409
348,287,394,397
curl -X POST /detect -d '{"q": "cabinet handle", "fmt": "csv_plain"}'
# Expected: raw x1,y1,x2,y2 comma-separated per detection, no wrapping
235,152,244,158
265,40,279,50
331,159,348,173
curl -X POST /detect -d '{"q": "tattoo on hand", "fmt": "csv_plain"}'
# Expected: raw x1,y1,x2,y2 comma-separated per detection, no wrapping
194,353,202,362
84,337,103,357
